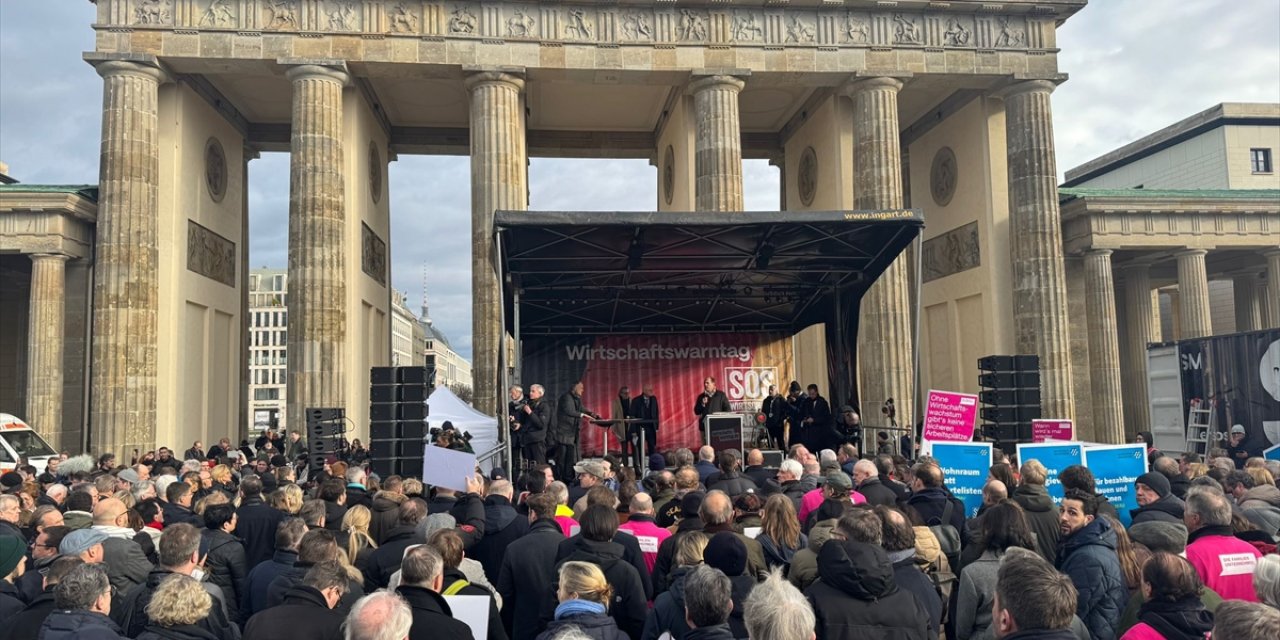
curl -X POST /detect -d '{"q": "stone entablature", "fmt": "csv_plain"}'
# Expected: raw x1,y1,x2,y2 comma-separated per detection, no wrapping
1060,189,1280,253
94,0,1077,76
0,189,98,260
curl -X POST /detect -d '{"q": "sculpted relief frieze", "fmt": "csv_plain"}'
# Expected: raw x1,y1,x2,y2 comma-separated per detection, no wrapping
113,1,1049,53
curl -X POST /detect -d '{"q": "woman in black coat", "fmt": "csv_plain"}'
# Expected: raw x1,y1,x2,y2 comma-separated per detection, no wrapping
537,561,628,640
135,573,229,640
201,503,249,625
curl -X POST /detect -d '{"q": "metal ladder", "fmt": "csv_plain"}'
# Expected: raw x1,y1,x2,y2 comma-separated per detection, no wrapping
1186,398,1213,456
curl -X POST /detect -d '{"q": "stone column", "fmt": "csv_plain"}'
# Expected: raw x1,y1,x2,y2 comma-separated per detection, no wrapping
690,74,745,212
848,77,913,426
1176,248,1213,338
1258,273,1276,329
1120,264,1155,434
1233,273,1261,333
25,253,71,440
90,59,166,455
1083,250,1125,443
240,146,258,440
999,80,1075,421
1266,249,1280,328
285,64,349,432
466,70,527,418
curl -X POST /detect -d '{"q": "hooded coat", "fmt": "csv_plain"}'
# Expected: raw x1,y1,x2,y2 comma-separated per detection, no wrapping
537,611,628,640
498,518,566,640
1057,518,1129,640
1011,483,1061,564
803,539,930,640
1237,484,1280,536
546,538,647,640
1130,495,1185,525
242,584,344,640
472,495,531,584
367,491,408,545
397,585,476,640
201,528,248,623
788,518,837,591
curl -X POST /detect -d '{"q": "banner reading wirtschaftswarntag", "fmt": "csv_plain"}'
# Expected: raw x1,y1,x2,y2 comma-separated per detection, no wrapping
1016,442,1083,502
1081,443,1148,526
929,441,993,519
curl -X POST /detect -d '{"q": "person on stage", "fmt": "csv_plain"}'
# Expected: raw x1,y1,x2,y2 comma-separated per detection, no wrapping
694,376,732,420
553,382,599,481
517,384,551,467
609,386,636,469
760,384,788,449
630,385,661,463
800,383,835,452
785,381,805,449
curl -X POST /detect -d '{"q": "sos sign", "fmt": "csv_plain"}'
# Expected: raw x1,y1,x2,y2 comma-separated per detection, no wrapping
724,367,778,402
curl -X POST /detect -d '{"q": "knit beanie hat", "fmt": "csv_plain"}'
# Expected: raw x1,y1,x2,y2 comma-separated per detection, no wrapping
0,536,24,577
704,531,747,577
1129,521,1189,554
1136,472,1171,498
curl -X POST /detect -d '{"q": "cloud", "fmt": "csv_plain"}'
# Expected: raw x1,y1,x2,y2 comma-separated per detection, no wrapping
3,0,1277,367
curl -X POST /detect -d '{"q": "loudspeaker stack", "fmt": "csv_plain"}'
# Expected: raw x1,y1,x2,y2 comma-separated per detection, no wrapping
307,408,346,478
369,366,430,478
978,355,1041,454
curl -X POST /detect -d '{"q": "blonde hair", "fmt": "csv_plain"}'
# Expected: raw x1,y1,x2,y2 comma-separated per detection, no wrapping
342,504,378,563
146,574,211,626
558,561,613,605
194,491,229,516
279,484,304,515
674,531,709,567
1019,459,1048,486
761,494,801,550
210,465,232,485
1245,467,1275,488
402,479,423,496
1186,462,1209,479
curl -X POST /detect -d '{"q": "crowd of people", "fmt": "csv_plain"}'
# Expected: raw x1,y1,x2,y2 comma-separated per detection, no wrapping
0,435,1278,640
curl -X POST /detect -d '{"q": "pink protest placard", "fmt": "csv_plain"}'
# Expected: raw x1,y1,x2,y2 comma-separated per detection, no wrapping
922,389,978,443
1032,419,1074,443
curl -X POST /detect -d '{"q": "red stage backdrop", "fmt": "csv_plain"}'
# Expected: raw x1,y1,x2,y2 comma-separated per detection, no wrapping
522,333,795,456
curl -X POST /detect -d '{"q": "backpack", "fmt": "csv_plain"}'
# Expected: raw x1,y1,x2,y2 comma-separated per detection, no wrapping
442,578,471,596
928,499,962,570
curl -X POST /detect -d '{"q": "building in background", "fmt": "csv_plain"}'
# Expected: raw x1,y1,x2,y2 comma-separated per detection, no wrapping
420,292,472,399
248,269,287,432
391,289,425,366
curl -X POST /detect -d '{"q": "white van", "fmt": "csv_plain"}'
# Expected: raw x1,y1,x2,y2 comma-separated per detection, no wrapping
0,414,59,474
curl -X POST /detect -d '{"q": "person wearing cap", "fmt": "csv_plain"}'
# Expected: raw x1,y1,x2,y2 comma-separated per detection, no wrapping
801,472,865,533
0,535,27,619
1131,472,1185,525
59,528,109,564
568,460,605,507
1226,424,1262,469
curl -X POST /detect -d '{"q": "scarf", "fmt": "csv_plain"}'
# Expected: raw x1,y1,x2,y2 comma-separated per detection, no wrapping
887,548,916,564
1185,524,1234,545
1137,596,1213,640
555,598,607,620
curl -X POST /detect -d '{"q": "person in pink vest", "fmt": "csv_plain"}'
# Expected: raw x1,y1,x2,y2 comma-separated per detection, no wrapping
617,493,670,574
1183,486,1261,601
548,481,578,537
797,471,865,525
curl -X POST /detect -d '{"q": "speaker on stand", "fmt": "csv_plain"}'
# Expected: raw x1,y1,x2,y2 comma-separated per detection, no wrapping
370,366,430,478
306,408,346,479
978,355,1042,456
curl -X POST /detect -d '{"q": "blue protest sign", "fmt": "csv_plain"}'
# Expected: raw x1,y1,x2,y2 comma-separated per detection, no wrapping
1081,443,1148,526
930,441,993,519
1016,442,1084,501
1266,444,1280,462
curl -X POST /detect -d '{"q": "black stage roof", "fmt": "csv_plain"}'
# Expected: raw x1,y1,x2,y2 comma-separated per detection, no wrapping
495,209,923,336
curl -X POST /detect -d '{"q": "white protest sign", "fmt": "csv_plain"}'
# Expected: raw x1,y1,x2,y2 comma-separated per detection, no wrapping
421,445,477,492
443,595,490,640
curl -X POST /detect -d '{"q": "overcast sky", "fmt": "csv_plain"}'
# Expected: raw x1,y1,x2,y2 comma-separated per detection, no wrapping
2,1,1277,361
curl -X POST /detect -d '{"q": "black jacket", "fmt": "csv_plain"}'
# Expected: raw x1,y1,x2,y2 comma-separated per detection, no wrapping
537,612,628,640
242,549,297,617
265,562,364,614
364,524,424,590
630,395,660,432
1,589,57,640
683,626,737,640
397,585,476,640
1011,484,1061,564
555,392,590,445
521,398,552,445
201,529,248,622
96,534,152,595
498,518,565,640
547,538,647,640
694,391,731,417
891,555,942,638
1056,518,1127,640
803,540,930,640
368,491,409,545
345,485,373,510
426,493,488,549
743,465,775,487
442,567,508,640
906,487,967,534
707,471,757,498
322,500,347,533
643,565,695,640
557,531,653,600
855,477,898,507
0,580,24,621
235,496,286,569
134,625,221,640
111,568,239,640
472,495,530,584
38,610,127,640
242,585,344,640
162,502,203,528
1130,494,1185,525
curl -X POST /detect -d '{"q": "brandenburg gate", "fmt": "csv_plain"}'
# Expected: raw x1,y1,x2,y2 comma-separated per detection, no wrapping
78,0,1088,455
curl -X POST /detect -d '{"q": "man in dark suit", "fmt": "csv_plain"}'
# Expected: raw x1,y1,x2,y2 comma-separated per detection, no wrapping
517,384,552,467
694,377,732,423
552,382,598,482
800,384,835,452
630,385,661,462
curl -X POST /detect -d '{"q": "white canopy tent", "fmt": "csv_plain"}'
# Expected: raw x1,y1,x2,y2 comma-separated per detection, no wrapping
426,385,502,472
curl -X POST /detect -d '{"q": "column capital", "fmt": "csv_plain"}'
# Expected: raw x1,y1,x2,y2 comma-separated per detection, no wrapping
90,58,169,84
1262,247,1280,257
463,68,525,93
993,78,1060,100
1084,248,1114,259
243,144,261,162
29,253,72,263
842,75,906,97
1175,247,1209,258
688,74,746,95
282,60,350,86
